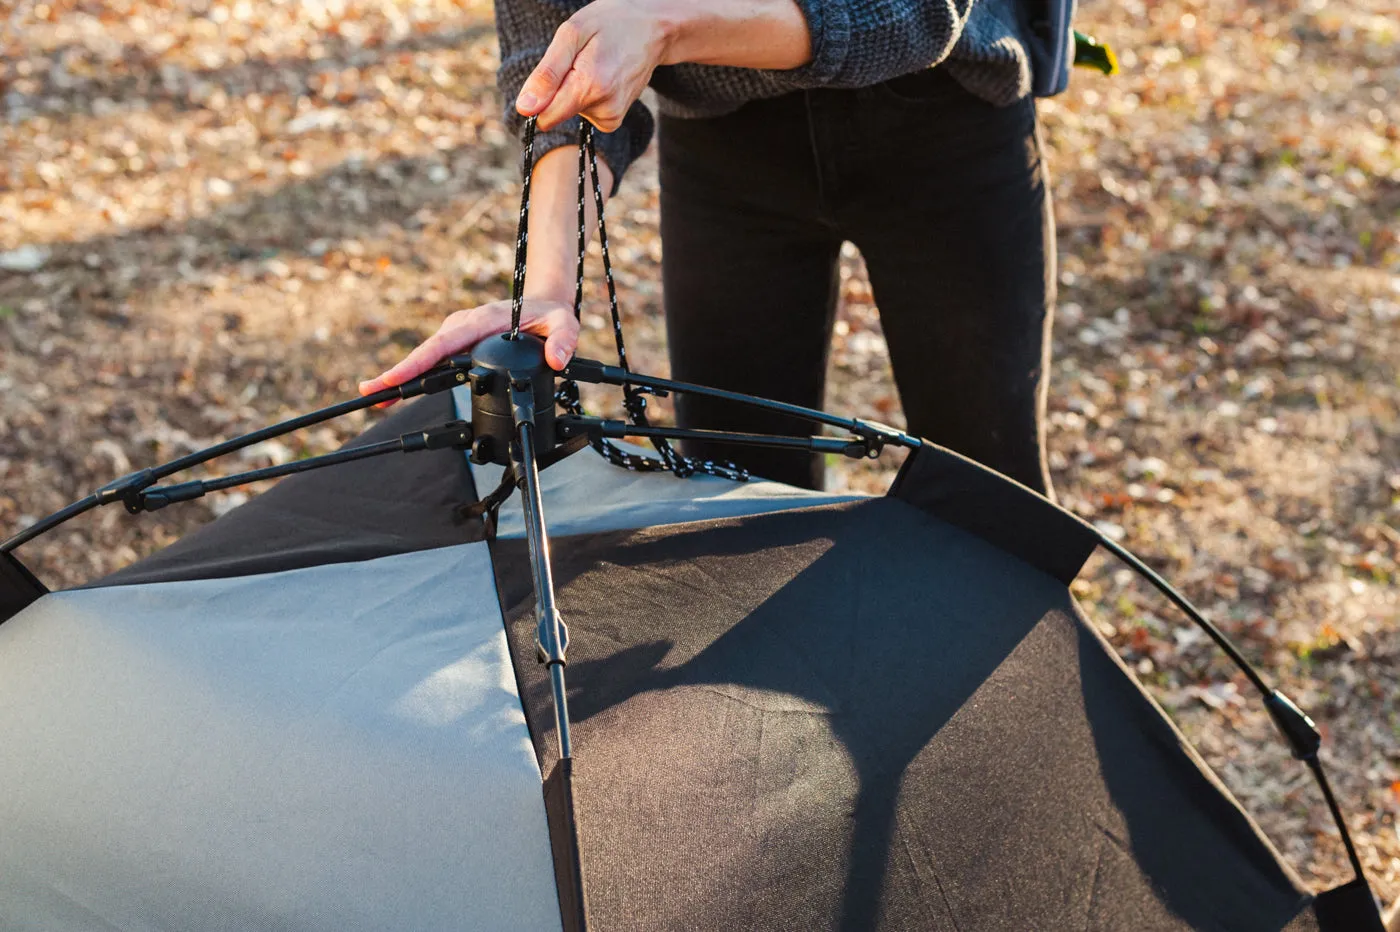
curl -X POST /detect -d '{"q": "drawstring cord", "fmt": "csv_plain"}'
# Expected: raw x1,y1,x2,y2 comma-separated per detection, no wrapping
512,115,747,482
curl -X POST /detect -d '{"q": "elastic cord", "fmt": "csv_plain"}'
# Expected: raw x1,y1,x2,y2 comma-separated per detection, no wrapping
509,115,539,340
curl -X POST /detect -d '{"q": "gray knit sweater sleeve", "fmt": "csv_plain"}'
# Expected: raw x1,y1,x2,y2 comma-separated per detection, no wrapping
778,0,976,90
492,0,653,194
494,0,1000,187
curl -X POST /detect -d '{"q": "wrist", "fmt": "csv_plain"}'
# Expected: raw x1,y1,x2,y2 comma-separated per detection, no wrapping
521,281,575,305
635,0,690,67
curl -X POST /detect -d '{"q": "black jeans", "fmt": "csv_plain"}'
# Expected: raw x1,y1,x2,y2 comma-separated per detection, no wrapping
658,68,1054,493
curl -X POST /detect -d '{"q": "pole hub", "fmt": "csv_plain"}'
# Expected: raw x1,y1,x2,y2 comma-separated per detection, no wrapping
468,333,556,466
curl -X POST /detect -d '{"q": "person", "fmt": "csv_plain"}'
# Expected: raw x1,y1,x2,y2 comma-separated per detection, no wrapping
361,0,1056,493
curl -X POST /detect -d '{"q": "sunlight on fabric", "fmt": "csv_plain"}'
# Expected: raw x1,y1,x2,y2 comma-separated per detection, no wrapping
393,633,522,728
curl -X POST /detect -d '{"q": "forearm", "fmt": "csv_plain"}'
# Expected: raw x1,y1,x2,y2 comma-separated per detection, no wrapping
654,0,812,71
521,145,614,304
665,0,979,90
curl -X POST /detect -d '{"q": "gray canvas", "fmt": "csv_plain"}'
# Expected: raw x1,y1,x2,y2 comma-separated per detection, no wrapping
0,543,561,932
454,385,865,539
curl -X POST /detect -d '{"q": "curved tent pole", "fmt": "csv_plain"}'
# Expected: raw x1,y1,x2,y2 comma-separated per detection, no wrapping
0,358,472,556
1098,533,1367,882
1,339,1374,897
0,352,1377,907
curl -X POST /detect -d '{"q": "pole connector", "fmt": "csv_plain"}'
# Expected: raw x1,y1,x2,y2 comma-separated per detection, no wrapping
536,607,570,667
1265,689,1322,761
401,420,473,452
95,468,157,514
466,334,555,467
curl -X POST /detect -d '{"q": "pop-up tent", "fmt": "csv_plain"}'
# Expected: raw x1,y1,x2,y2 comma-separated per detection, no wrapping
0,376,1385,931
0,121,1387,932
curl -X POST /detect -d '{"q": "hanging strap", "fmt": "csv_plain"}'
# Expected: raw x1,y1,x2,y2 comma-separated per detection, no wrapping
512,116,747,482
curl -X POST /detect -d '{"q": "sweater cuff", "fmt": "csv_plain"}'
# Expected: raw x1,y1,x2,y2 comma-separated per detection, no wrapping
771,0,852,87
498,48,654,193
525,106,654,197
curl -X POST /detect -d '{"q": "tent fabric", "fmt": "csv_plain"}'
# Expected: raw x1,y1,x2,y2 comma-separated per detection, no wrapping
0,392,1358,931
544,759,591,932
90,391,482,589
456,385,866,539
891,440,1099,586
493,498,1319,931
1314,878,1389,932
0,550,46,626
0,543,561,932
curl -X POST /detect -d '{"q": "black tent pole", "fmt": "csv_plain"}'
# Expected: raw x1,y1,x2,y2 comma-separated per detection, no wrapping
561,356,920,453
467,332,576,761
0,359,471,555
516,414,573,760
557,415,875,459
130,422,474,513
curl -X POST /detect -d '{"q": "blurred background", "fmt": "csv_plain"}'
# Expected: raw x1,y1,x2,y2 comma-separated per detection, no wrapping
1,0,1396,905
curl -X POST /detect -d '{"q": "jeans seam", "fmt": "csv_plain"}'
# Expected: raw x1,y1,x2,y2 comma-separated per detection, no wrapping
801,91,833,222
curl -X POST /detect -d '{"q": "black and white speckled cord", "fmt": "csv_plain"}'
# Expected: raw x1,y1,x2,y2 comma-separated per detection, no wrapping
516,118,746,482
508,116,538,341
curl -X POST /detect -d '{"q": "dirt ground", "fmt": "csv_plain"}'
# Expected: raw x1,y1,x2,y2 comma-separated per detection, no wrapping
2,0,1397,907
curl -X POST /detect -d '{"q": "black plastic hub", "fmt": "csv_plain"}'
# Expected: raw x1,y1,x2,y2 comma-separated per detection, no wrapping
468,333,556,466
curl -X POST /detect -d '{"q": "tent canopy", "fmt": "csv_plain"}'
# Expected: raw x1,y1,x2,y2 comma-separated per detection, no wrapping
0,388,1377,930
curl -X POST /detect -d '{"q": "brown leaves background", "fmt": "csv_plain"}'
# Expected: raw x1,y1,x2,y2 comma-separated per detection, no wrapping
1,0,1397,904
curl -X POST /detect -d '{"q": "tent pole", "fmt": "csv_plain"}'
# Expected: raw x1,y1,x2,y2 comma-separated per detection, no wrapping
557,416,874,459
515,403,573,760
561,357,920,452
0,359,472,555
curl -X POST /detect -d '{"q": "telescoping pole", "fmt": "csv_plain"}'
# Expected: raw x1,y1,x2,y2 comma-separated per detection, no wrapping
468,331,575,761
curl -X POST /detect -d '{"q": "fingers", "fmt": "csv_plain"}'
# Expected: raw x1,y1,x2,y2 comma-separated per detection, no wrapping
359,300,574,410
525,304,580,370
357,334,449,407
517,19,590,116
534,62,596,132
359,304,510,402
533,51,630,133
359,332,447,394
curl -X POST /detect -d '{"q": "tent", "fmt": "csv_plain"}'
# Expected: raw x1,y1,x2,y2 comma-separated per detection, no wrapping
0,357,1387,931
0,120,1387,931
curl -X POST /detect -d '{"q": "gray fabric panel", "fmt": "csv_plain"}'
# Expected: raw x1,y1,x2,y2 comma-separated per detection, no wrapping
453,385,865,538
0,543,561,932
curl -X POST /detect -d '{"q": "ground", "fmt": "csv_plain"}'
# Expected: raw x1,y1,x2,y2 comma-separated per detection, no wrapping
1,0,1397,906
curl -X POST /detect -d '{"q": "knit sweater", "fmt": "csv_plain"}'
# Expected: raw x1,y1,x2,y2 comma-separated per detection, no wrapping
493,0,1035,188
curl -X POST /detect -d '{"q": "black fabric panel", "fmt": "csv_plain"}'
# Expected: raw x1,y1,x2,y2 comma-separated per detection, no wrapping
0,551,47,626
493,498,1314,931
1313,878,1385,931
889,439,1098,585
544,759,590,932
84,393,481,588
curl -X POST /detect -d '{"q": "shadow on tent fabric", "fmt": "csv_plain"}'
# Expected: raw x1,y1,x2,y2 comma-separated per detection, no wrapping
1075,621,1316,930
504,500,1052,929
496,496,1316,930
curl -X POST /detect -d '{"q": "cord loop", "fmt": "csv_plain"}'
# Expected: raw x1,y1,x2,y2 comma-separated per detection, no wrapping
520,119,746,482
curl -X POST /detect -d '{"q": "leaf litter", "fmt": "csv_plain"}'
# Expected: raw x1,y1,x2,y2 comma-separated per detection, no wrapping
0,0,1396,905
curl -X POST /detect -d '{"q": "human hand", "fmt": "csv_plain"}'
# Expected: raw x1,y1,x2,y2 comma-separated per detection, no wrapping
515,0,812,132
358,298,578,405
515,0,675,132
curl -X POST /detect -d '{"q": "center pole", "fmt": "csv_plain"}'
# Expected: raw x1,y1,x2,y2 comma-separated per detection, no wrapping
468,333,573,760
